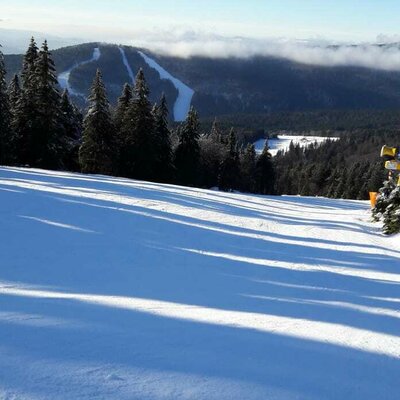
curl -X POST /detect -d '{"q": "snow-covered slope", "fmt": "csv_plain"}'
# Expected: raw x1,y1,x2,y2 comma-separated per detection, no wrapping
255,135,340,156
119,47,135,84
138,51,194,121
0,167,399,400
58,47,101,99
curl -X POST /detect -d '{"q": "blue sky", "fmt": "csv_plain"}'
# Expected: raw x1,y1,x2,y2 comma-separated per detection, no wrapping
0,0,399,42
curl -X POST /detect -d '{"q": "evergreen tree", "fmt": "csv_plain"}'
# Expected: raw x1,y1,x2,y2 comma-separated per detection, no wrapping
13,37,40,165
7,74,22,115
174,106,200,186
255,142,275,195
32,40,64,168
210,118,223,143
79,70,116,175
60,89,82,170
367,162,385,193
114,83,132,135
334,168,347,198
199,119,225,188
153,94,173,182
240,143,257,192
326,168,340,198
121,69,156,180
382,185,400,235
343,162,361,199
0,45,12,164
21,37,39,89
218,128,240,191
372,178,396,222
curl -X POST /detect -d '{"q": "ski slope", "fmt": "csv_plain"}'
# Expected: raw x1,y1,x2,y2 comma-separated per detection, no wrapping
119,47,135,84
58,47,101,99
138,51,195,122
255,135,340,156
0,167,399,400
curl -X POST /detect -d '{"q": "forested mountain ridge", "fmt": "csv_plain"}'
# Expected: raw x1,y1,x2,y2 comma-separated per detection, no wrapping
5,42,400,120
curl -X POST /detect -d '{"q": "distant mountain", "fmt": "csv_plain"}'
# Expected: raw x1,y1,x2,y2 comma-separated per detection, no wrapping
0,28,82,54
5,42,400,121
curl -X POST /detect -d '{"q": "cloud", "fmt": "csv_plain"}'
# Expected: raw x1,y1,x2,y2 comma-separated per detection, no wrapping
3,25,400,71
131,31,400,71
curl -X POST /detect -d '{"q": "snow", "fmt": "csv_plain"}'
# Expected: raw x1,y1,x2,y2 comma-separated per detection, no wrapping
118,47,135,84
138,51,195,122
58,47,101,99
255,135,340,157
0,166,399,400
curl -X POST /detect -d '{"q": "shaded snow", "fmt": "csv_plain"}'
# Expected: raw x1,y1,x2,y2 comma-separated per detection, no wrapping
118,46,135,84
255,134,339,157
58,47,101,99
0,167,399,400
138,51,194,121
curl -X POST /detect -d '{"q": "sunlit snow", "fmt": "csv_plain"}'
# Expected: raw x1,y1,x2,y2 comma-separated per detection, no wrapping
0,167,398,400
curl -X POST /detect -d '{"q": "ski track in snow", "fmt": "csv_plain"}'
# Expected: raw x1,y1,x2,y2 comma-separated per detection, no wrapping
0,166,399,400
138,51,194,122
58,47,101,99
118,47,135,84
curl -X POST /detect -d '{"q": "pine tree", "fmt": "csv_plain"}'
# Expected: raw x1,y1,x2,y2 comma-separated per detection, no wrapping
210,118,223,143
153,94,173,182
79,70,116,175
255,142,275,195
7,74,22,115
326,168,340,198
121,69,156,180
32,40,64,168
334,168,347,198
372,178,396,222
342,162,365,199
13,37,39,165
21,37,39,87
240,143,256,193
60,89,82,170
368,162,385,193
0,45,12,164
174,106,200,186
382,185,400,235
198,119,225,188
218,128,240,191
114,83,132,135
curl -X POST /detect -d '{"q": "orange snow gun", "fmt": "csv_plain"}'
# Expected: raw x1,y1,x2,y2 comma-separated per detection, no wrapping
369,192,378,208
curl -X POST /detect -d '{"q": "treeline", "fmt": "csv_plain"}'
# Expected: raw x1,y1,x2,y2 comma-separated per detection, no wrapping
201,110,400,145
0,38,275,194
273,131,399,199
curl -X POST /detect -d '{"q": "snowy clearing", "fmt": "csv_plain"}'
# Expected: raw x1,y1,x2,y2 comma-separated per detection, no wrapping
0,167,399,400
255,135,340,156
138,51,194,122
119,47,135,84
58,47,101,99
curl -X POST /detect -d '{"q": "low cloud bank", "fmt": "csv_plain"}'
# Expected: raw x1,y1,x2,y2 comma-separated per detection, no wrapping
135,32,400,71
3,26,400,71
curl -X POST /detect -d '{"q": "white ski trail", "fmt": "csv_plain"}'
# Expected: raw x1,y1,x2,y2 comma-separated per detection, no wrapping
58,47,101,99
138,51,194,121
118,46,135,84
